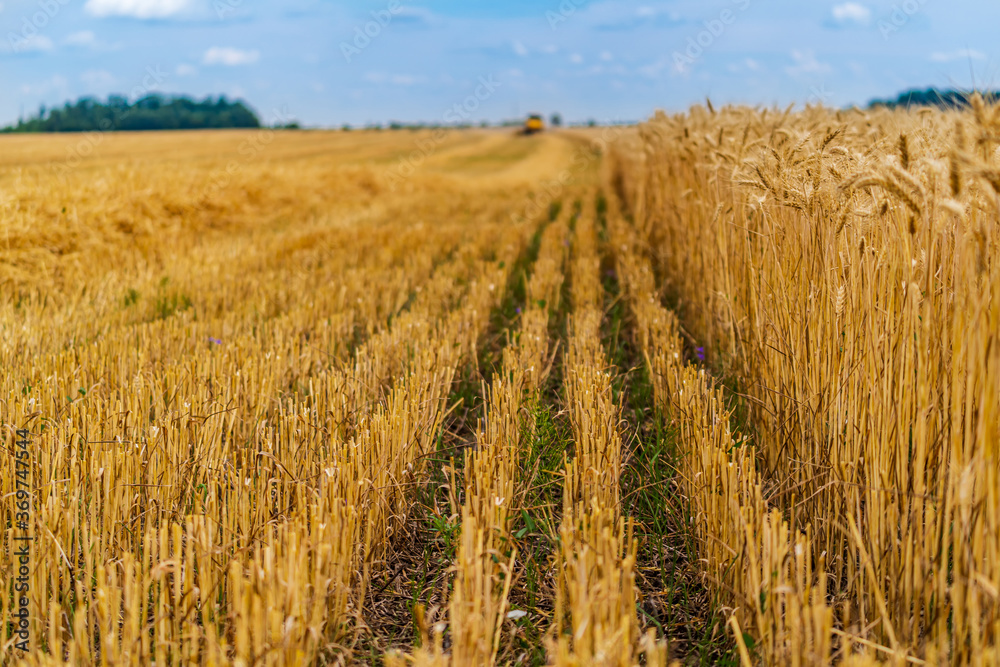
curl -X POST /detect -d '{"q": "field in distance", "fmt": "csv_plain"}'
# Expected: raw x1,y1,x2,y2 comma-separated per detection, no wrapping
1,103,999,666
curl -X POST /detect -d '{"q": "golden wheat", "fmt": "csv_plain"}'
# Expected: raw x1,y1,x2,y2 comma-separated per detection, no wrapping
608,99,1000,663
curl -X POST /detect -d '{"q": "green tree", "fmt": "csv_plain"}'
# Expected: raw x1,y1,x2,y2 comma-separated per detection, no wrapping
2,94,262,133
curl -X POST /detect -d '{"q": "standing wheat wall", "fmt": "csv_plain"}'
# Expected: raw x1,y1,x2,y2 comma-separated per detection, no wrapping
608,102,1000,663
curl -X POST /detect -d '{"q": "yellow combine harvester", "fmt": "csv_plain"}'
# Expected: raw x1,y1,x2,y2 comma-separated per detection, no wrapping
521,113,544,135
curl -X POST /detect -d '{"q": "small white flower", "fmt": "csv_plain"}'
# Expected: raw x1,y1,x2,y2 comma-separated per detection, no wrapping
507,610,528,620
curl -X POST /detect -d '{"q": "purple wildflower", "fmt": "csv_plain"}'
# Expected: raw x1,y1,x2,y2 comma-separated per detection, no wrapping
516,306,522,315
209,337,222,345
696,347,705,362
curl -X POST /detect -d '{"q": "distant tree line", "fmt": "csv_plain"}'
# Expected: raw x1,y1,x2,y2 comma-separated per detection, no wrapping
2,94,264,133
868,88,1000,110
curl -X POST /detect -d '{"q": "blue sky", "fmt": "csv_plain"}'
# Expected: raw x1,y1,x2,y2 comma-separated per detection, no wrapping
0,0,997,127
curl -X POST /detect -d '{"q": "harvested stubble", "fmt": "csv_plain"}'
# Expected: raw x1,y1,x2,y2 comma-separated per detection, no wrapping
550,197,667,666
1,214,526,666
0,129,580,666
393,198,575,667
19,107,996,666
608,99,1000,662
347,261,518,592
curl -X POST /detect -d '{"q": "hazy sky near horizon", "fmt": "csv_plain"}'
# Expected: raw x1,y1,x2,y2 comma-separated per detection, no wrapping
0,0,997,127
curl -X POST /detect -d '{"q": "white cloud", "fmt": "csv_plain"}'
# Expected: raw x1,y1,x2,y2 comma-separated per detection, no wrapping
394,6,437,26
203,47,259,66
600,51,613,62
570,53,583,64
831,2,871,26
362,72,425,86
20,75,68,96
63,30,120,51
84,0,195,19
5,34,54,53
390,74,425,85
640,57,671,78
176,64,198,76
65,31,97,47
930,49,987,63
512,40,528,57
786,50,832,77
81,69,116,87
728,58,762,74
541,44,558,54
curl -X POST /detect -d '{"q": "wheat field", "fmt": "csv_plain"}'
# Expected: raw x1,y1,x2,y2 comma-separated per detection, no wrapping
0,103,998,666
